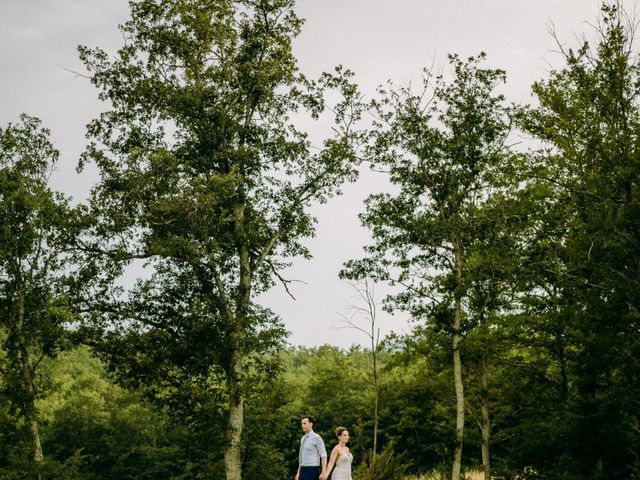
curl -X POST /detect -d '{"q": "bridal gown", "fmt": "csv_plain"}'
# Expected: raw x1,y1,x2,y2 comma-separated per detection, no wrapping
331,451,352,480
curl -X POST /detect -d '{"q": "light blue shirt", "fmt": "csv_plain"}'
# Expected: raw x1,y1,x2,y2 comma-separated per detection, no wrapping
299,431,327,466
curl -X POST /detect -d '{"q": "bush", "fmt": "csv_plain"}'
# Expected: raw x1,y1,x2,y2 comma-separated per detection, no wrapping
353,443,410,480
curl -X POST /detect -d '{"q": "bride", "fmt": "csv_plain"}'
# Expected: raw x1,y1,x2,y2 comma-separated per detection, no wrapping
325,427,352,480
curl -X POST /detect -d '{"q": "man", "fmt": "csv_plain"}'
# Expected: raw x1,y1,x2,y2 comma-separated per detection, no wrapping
296,415,327,480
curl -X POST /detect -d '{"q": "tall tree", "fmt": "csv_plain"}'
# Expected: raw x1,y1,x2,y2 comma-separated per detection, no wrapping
337,279,383,467
461,182,530,480
343,54,514,480
0,115,77,471
77,1,361,479
520,3,640,477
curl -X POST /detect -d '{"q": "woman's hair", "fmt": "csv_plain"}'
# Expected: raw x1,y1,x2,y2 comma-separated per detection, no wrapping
335,426,348,438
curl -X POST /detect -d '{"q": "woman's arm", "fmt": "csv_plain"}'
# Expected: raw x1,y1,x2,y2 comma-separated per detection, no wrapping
325,446,339,478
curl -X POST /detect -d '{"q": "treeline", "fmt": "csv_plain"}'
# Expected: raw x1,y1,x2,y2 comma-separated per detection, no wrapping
0,338,637,479
1,1,639,479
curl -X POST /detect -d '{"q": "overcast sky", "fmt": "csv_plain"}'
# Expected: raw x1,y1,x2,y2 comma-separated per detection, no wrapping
0,0,617,348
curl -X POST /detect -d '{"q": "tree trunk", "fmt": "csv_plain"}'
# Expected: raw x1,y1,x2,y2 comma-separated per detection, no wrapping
372,343,379,467
224,347,244,480
480,358,491,480
223,196,251,480
451,244,465,480
452,330,464,480
16,288,44,465
28,418,44,462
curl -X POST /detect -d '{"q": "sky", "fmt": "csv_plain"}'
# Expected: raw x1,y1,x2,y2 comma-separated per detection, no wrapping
0,0,617,348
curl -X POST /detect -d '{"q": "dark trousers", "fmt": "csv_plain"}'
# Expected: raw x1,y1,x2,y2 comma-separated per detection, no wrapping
299,466,321,480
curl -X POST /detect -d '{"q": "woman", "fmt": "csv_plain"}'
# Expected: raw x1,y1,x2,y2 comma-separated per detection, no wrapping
325,427,352,480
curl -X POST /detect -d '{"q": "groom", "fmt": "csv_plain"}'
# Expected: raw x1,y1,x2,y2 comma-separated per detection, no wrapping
296,415,327,480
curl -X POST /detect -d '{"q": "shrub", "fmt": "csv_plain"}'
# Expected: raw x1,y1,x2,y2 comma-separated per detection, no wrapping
353,443,410,480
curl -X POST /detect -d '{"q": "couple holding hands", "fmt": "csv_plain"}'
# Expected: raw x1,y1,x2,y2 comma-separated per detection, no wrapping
296,415,352,480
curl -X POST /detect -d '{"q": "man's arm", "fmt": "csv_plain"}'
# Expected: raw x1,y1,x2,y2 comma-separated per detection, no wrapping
320,454,328,480
318,437,328,480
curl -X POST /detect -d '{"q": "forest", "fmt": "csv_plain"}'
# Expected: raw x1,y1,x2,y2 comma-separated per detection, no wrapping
1,1,639,479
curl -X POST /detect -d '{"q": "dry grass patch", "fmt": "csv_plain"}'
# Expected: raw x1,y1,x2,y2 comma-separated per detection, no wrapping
403,470,484,480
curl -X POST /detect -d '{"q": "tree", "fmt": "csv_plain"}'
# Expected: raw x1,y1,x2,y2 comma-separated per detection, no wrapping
337,279,383,467
76,1,362,479
343,54,514,480
38,346,194,480
519,3,640,477
0,115,77,471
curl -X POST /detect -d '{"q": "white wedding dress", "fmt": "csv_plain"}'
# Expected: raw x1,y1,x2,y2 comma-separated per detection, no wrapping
331,451,352,480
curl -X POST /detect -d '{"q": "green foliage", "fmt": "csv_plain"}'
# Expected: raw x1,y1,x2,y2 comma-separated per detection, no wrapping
35,347,193,480
242,375,292,480
343,50,522,480
75,2,363,476
276,346,373,474
0,114,72,368
0,451,84,480
514,4,640,478
379,335,454,473
353,443,410,480
2,3,640,480
0,114,81,468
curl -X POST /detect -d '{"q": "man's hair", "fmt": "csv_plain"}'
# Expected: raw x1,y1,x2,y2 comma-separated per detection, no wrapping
301,415,315,424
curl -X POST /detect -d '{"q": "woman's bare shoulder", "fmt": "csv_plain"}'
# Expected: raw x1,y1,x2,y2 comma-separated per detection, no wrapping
333,445,348,456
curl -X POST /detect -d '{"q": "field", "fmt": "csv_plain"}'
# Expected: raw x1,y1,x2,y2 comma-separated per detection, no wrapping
403,471,485,480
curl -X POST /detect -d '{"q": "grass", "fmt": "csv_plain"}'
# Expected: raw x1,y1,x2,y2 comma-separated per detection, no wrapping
403,470,485,480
